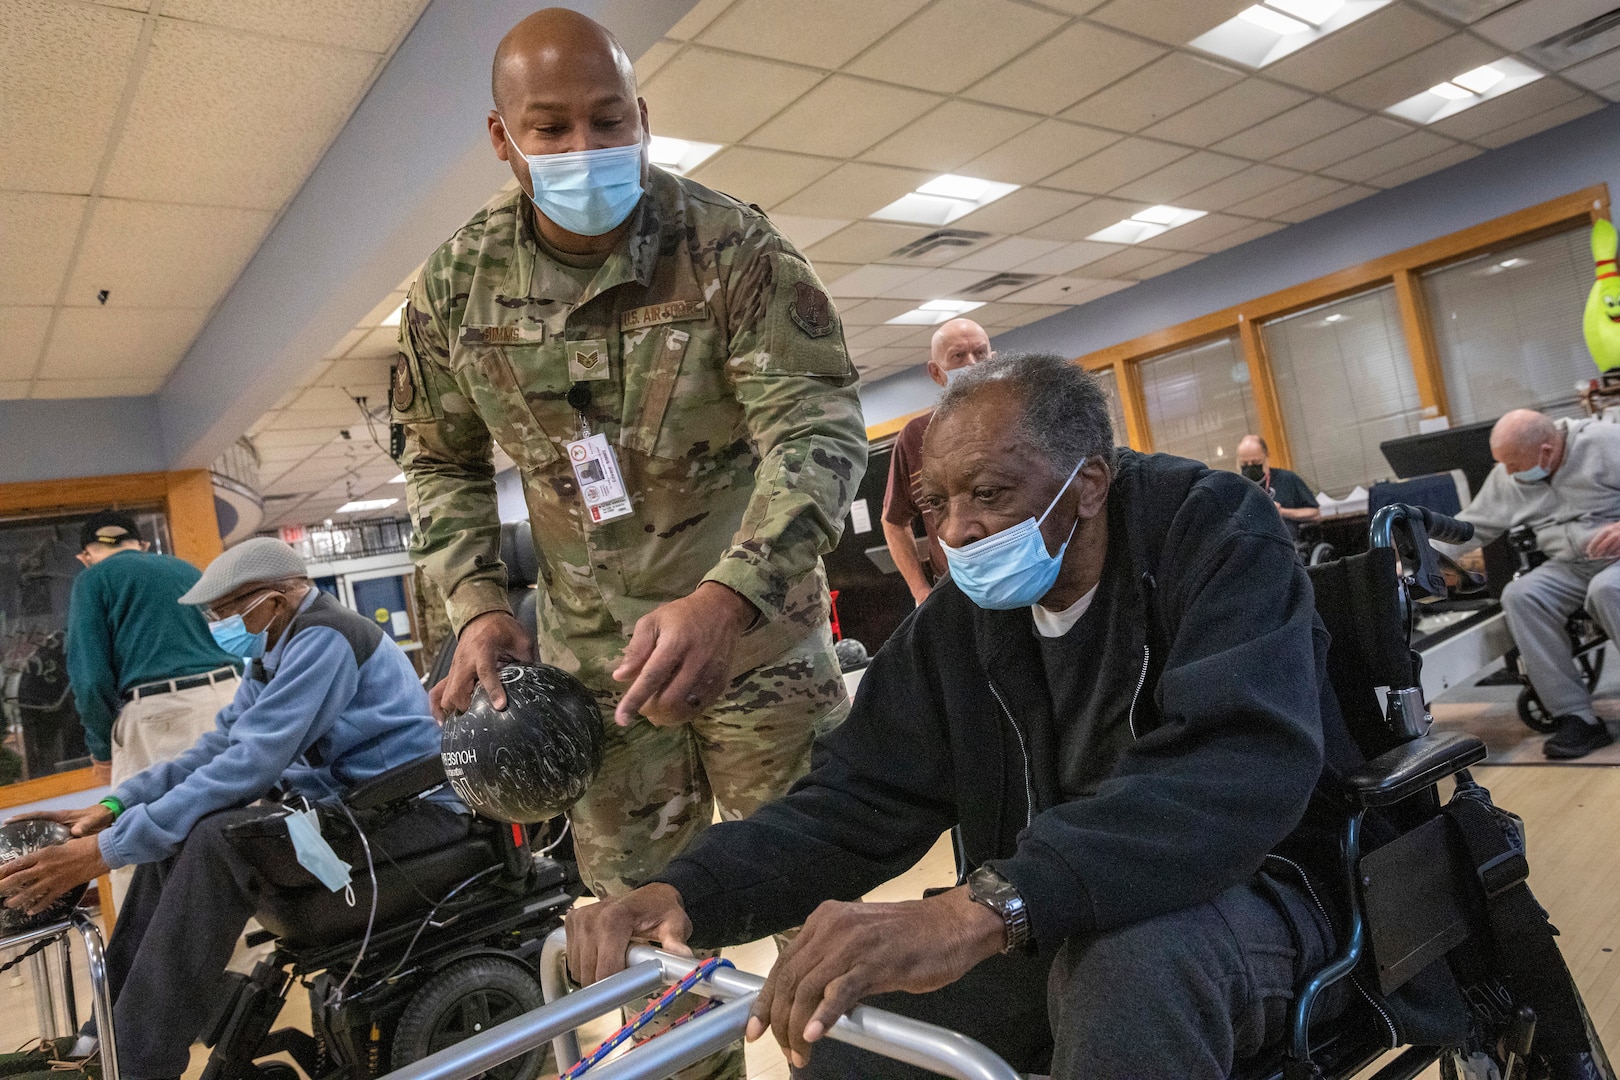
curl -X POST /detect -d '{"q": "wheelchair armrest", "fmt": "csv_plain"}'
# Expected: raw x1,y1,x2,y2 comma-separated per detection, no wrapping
345,753,448,811
1345,732,1486,808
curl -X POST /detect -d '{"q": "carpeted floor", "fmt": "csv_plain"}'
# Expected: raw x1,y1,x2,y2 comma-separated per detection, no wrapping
1430,643,1620,765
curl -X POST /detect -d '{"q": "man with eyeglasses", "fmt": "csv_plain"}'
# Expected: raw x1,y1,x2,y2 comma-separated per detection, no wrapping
65,510,239,801
1,537,462,1080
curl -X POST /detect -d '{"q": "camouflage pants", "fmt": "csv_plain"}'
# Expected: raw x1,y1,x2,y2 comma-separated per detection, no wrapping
568,622,849,1080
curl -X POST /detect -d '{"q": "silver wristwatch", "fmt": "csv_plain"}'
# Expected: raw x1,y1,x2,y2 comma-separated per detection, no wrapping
966,865,1032,954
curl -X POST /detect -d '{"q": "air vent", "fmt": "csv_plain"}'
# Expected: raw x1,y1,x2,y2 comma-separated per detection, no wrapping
1523,6,1620,70
960,272,1043,296
1407,0,1517,24
888,229,992,262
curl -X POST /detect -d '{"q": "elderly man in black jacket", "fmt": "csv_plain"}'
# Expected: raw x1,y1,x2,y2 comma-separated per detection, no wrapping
566,353,1338,1080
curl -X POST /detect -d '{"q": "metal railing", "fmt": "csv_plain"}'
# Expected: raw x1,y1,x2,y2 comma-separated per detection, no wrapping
1,910,118,1080
263,518,413,562
379,926,1019,1080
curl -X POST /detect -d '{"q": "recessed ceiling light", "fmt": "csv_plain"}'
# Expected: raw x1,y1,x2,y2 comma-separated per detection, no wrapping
1087,205,1207,245
1386,58,1541,124
872,174,1019,226
389,472,406,483
885,299,986,325
380,302,405,327
1191,0,1390,68
647,136,723,174
336,498,398,513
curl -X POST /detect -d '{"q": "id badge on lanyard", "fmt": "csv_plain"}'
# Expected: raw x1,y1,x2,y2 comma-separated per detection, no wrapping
565,381,633,524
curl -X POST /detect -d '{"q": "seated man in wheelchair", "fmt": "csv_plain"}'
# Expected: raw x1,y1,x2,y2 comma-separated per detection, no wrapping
1437,408,1620,759
568,352,1345,1080
0,537,465,1080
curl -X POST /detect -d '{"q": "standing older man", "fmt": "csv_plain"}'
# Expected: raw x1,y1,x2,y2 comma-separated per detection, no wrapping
1439,409,1620,758
394,7,864,1018
567,353,1339,1080
880,319,991,605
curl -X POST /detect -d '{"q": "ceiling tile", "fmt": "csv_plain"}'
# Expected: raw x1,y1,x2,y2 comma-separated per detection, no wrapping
274,407,371,431
291,385,363,412
845,0,1067,94
1367,142,1481,187
101,20,379,209
32,376,163,398
324,328,367,361
359,291,408,328
991,275,1107,305
881,266,999,300
1212,98,1367,159
1467,93,1606,148
860,101,1043,172
1273,184,1377,223
966,21,1165,114
1179,163,1302,211
771,215,853,251
1563,47,1620,90
1041,137,1191,194
64,199,275,309
804,220,935,264
846,324,925,349
1023,0,1109,12
1592,78,1620,100
635,40,680,84
665,0,738,40
1322,130,1460,184
642,47,823,144
1185,218,1286,253
253,427,338,449
1089,0,1254,46
1013,240,1124,274
1138,212,1255,250
947,236,1070,272
1473,0,1618,51
827,264,931,298
1333,34,1503,112
949,186,1087,233
745,75,941,158
851,346,926,369
1112,151,1250,202
1270,116,1411,171
0,1,144,193
996,302,1074,325
347,327,401,358
1022,196,1149,241
687,147,841,208
1430,79,1587,141
160,0,427,52
0,308,52,380
1264,5,1454,92
1225,173,1348,217
0,193,88,306
1070,245,1167,278
1134,250,1206,278
772,161,935,219
40,306,209,379
1141,79,1311,147
0,382,29,401
956,120,1121,185
319,356,398,389
838,298,927,325
697,0,929,68
1064,53,1245,133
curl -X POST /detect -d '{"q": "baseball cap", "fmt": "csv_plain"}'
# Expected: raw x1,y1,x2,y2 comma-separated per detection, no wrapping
79,510,142,551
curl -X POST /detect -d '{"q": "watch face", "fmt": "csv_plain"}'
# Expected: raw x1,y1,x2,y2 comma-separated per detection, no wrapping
970,866,1015,906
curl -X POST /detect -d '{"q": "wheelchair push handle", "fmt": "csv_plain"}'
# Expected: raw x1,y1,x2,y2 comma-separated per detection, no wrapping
1370,504,1477,602
1416,507,1473,546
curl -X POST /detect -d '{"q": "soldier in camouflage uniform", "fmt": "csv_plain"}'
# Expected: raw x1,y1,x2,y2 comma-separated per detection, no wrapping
393,7,865,1002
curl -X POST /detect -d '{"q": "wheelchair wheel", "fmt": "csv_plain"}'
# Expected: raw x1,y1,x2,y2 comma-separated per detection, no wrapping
1308,542,1337,567
390,956,549,1080
1517,686,1560,733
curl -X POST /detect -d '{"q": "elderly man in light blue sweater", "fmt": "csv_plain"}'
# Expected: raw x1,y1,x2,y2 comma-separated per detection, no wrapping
0,538,463,1080
1441,409,1620,759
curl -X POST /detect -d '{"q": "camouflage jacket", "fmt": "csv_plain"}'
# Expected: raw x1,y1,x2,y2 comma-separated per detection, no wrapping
394,167,867,690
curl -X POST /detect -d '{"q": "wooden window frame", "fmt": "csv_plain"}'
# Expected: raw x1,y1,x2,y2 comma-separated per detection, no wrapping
1078,185,1611,467
0,470,223,810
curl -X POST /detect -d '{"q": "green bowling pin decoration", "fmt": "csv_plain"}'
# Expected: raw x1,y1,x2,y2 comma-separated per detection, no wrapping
1584,218,1620,373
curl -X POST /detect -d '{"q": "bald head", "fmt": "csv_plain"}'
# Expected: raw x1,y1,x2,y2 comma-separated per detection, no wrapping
493,9,636,114
1490,408,1562,478
927,319,992,388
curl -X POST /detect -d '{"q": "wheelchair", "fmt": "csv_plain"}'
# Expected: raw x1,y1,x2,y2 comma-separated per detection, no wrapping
199,755,578,1080
1500,525,1610,733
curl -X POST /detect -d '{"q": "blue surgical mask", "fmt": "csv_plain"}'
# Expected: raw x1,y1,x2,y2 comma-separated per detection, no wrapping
208,593,272,659
501,122,644,237
1511,462,1550,485
943,458,1085,610
943,366,968,387
285,806,353,895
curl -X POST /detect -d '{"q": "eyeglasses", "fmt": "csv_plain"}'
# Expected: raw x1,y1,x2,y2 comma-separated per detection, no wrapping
203,590,274,623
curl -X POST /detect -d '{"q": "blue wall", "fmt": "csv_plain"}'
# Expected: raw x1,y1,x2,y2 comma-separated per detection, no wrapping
0,397,165,482
861,102,1620,427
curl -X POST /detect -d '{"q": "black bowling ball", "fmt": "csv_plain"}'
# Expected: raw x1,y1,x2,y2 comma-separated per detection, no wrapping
0,820,89,935
441,663,604,824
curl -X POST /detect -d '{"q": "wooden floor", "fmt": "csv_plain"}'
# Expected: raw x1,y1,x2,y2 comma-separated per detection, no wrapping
2,763,1614,1078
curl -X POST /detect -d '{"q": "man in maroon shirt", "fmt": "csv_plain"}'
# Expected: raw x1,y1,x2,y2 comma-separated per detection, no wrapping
881,318,992,605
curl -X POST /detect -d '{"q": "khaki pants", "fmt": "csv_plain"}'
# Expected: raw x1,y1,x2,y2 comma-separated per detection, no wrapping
108,670,238,909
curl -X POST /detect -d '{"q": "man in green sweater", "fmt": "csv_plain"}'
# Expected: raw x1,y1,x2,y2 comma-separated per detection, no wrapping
66,511,239,801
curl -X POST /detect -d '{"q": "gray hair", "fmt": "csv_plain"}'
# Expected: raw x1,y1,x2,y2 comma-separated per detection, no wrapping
934,352,1114,475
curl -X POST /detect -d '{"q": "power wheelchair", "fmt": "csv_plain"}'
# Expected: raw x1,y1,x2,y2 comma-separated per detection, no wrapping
198,755,577,1080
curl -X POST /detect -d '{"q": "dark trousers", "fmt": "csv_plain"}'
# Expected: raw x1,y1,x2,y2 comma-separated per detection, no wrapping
92,801,468,1080
795,874,1335,1080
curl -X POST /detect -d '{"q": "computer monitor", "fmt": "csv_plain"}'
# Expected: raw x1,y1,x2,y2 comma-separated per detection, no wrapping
1380,418,1498,497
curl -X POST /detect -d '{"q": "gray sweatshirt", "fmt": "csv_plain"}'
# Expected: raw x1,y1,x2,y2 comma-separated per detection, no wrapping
1444,417,1620,563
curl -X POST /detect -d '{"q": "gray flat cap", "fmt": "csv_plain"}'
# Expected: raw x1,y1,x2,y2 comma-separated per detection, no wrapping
179,537,308,607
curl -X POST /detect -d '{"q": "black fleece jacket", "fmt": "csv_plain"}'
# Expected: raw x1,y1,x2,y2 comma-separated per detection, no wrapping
656,451,1331,955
